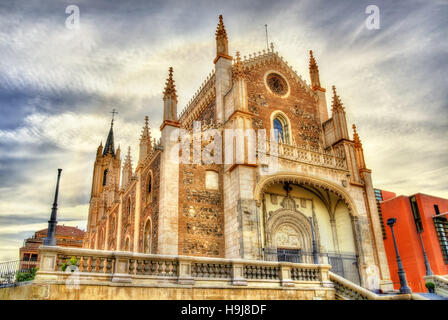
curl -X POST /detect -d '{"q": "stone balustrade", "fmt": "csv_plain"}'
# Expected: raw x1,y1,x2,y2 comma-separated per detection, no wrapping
268,142,347,170
329,272,413,300
36,246,333,289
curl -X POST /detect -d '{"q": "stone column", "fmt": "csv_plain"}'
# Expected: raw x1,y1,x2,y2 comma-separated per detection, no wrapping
116,194,123,250
134,174,141,252
361,170,393,290
158,124,180,255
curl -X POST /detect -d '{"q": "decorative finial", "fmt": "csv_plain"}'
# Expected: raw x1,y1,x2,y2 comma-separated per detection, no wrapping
309,50,318,71
233,51,245,79
163,67,177,101
270,42,274,52
331,85,344,112
352,124,362,149
145,115,149,126
216,14,227,40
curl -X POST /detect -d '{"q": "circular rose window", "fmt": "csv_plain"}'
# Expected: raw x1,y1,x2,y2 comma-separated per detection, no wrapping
266,73,288,96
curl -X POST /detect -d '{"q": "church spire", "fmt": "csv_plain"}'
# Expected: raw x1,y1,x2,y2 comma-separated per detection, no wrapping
163,67,178,122
214,14,231,64
103,109,118,157
103,122,115,157
121,146,133,187
309,50,322,91
139,115,152,163
331,85,345,114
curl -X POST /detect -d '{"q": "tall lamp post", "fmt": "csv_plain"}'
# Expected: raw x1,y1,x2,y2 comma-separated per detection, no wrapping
43,169,62,246
418,231,433,276
387,218,411,294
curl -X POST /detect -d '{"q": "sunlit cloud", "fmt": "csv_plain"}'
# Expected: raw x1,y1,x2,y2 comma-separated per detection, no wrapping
0,0,447,260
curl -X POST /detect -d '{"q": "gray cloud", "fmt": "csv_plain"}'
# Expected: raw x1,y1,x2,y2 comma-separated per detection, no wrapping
0,0,447,260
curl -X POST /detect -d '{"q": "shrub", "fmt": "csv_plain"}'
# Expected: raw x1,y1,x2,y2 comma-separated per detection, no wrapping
16,267,37,282
61,256,78,271
425,281,435,289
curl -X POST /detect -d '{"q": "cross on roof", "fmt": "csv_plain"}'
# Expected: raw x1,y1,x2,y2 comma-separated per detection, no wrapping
110,109,118,125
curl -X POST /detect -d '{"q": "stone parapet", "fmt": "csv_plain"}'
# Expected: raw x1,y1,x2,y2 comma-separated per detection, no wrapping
34,246,332,291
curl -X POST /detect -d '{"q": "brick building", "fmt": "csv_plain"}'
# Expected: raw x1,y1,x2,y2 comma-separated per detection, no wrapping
380,193,448,292
19,225,85,270
83,15,394,291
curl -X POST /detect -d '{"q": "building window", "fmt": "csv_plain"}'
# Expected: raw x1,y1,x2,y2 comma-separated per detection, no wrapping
272,113,290,144
205,170,219,190
127,197,132,216
434,216,448,264
147,175,152,194
410,196,423,233
266,73,288,96
374,189,387,239
103,169,108,186
434,205,448,264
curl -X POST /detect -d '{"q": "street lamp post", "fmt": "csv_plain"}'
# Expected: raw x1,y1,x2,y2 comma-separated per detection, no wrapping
387,218,412,294
418,231,434,276
43,169,62,246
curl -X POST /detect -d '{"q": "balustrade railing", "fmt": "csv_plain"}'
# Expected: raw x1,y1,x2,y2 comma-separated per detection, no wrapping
329,272,412,300
35,246,332,288
424,275,448,298
268,141,347,170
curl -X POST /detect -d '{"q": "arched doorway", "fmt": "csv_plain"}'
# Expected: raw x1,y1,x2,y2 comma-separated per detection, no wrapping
255,174,361,284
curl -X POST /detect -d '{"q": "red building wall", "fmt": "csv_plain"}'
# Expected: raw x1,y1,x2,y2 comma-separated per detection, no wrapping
380,193,448,292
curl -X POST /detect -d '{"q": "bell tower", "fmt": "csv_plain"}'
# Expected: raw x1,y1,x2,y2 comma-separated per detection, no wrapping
86,111,122,248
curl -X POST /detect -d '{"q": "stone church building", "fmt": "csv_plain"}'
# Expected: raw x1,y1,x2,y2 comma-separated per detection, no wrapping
84,15,393,290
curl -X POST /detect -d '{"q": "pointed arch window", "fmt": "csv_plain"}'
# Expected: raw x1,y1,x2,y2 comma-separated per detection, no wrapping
273,118,284,142
103,169,108,186
127,197,132,216
272,113,290,144
146,171,153,203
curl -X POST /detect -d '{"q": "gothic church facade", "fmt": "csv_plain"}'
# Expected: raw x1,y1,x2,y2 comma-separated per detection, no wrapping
84,15,393,290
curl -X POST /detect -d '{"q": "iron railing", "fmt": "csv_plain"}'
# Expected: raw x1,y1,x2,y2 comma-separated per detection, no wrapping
263,248,361,285
0,260,38,287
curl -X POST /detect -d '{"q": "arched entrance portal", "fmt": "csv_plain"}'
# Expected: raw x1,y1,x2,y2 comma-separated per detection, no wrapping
265,202,314,263
256,174,361,284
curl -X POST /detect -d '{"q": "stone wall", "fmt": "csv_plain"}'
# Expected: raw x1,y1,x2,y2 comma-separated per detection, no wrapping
139,153,161,253
178,163,225,257
0,283,335,300
245,61,321,146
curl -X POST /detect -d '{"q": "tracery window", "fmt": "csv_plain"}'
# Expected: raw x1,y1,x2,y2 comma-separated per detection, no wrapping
272,113,290,144
267,73,288,96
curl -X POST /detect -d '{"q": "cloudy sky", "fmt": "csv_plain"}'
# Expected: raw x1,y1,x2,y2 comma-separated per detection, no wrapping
0,0,447,260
